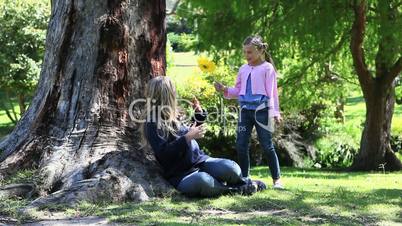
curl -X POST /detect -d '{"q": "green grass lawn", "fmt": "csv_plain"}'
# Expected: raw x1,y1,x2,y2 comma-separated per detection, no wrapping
0,102,18,139
1,167,401,225
0,97,22,139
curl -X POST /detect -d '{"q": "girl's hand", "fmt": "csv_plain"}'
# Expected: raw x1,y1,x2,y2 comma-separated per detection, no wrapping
185,123,206,141
274,116,282,125
214,81,226,93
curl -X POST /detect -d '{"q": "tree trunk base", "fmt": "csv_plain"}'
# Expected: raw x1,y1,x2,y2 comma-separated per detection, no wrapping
384,149,402,171
0,137,44,180
0,183,36,199
0,128,175,210
350,148,402,171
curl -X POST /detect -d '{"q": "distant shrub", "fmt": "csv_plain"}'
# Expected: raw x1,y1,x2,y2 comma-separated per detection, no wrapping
391,135,402,152
166,40,174,70
315,138,358,168
167,33,197,52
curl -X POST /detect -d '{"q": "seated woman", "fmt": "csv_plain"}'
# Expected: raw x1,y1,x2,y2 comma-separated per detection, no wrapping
140,76,266,198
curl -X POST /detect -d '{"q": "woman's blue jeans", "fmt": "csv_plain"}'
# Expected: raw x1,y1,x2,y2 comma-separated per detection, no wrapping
236,107,281,179
177,157,248,197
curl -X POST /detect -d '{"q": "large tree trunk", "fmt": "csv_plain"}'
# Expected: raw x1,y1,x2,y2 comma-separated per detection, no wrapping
0,0,172,209
351,81,402,170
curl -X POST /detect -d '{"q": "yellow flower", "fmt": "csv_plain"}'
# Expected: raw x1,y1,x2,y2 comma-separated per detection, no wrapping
197,57,216,73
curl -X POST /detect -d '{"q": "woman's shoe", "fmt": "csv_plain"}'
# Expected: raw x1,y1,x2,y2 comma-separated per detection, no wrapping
252,179,267,191
237,182,257,195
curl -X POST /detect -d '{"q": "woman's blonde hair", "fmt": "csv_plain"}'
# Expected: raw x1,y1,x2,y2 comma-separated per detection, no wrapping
139,76,183,148
243,35,276,69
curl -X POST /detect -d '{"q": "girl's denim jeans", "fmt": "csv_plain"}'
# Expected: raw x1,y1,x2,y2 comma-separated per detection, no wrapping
236,107,281,179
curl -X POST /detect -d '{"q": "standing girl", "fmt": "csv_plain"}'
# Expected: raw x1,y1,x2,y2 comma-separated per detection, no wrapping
214,35,284,189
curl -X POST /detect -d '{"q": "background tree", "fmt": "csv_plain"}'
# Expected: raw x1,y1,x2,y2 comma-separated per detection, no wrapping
0,0,49,124
178,0,402,170
349,0,401,170
0,0,171,209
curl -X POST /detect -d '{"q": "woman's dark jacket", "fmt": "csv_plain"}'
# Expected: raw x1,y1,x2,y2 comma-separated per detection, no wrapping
144,109,209,188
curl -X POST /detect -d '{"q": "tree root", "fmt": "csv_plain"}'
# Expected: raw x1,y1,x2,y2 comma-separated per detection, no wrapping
0,183,37,199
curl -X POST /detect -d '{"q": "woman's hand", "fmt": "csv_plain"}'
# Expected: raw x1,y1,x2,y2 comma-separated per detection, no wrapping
191,97,202,112
214,81,227,93
185,123,206,142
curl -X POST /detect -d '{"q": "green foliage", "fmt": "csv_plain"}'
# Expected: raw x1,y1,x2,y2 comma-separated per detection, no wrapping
396,77,402,105
166,39,174,70
391,135,402,152
177,0,363,129
396,86,402,102
178,0,401,74
166,14,192,34
178,0,355,64
312,98,362,167
316,139,359,168
167,32,198,52
0,0,49,92
177,0,401,122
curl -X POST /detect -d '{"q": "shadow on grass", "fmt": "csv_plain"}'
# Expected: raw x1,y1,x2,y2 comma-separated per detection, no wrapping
83,185,401,225
346,96,364,105
252,167,369,179
87,196,304,225
92,165,402,225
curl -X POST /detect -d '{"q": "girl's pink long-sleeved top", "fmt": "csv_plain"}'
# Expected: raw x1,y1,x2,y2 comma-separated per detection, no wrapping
223,61,281,117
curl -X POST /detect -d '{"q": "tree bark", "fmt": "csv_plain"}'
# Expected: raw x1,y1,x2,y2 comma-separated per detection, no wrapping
0,0,173,208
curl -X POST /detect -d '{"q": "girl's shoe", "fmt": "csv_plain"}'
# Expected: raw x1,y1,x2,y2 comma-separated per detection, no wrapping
273,181,284,190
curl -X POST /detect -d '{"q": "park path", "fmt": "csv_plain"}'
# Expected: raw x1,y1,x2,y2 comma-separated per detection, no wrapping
21,216,119,226
1,212,120,226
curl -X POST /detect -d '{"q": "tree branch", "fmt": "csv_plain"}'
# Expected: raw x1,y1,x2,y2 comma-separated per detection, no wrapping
330,70,360,86
282,29,349,86
167,0,181,15
385,56,402,85
375,0,401,87
350,0,372,90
